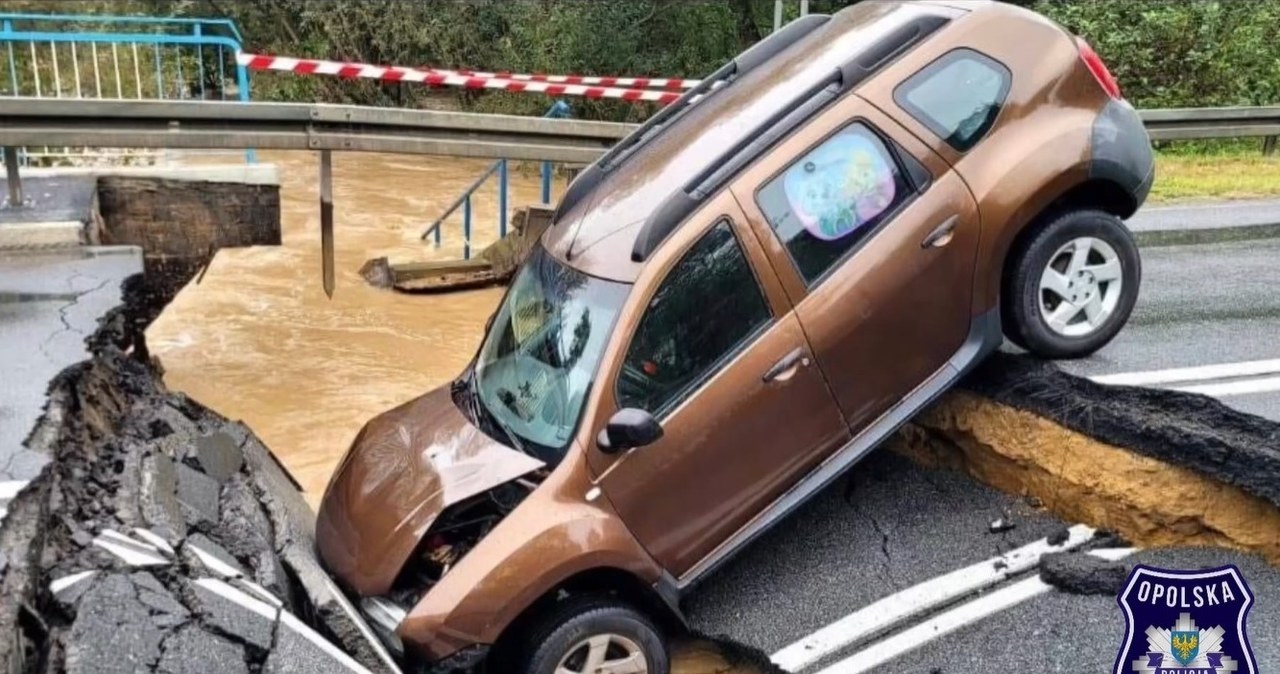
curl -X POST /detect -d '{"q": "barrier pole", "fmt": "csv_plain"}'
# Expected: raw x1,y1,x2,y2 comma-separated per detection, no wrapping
4,147,22,207
541,161,552,204
319,149,335,298
463,195,472,260
498,159,508,238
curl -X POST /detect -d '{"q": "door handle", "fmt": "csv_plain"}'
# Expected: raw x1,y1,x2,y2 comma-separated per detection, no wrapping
921,215,959,249
762,347,811,383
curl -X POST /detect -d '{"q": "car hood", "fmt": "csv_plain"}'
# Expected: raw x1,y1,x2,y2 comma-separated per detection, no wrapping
316,384,545,596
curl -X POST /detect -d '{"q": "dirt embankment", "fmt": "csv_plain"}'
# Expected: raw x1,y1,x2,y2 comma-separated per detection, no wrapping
895,353,1280,564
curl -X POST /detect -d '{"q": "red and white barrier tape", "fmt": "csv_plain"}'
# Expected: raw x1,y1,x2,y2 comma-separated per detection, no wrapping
238,53,686,104
439,68,699,91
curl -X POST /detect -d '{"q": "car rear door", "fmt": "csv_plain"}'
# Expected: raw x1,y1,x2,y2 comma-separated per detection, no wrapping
730,95,981,435
587,191,849,578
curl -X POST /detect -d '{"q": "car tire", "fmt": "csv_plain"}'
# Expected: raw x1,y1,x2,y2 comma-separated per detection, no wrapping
1004,209,1140,359
518,596,669,674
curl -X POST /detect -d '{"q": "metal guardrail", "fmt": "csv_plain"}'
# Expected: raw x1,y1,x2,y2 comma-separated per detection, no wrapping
1142,106,1280,146
0,97,628,163
0,98,1275,160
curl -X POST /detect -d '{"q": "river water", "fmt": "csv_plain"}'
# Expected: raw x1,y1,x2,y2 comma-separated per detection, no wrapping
147,151,540,503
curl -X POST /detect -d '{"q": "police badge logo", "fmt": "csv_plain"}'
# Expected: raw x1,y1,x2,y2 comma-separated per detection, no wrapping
1114,565,1258,674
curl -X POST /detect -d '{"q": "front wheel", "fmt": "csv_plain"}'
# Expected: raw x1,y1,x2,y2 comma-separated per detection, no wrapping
1004,209,1141,359
518,596,668,674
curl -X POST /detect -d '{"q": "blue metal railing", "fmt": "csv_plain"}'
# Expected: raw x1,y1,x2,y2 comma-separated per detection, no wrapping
421,100,572,259
0,12,253,164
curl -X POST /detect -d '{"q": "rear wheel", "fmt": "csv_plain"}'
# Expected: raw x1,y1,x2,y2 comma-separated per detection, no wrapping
518,596,668,674
1004,209,1140,358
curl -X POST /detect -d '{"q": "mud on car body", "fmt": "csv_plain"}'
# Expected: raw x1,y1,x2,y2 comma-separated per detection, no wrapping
317,1,1153,672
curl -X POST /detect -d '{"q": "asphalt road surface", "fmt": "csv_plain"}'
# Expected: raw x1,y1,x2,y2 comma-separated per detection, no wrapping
1056,238,1280,423
687,237,1280,672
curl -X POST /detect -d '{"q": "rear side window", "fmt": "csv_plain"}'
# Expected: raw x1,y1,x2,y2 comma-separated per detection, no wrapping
894,48,1011,152
617,221,771,415
755,123,913,285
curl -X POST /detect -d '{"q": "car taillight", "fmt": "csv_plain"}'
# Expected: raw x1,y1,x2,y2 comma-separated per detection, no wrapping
1075,36,1122,100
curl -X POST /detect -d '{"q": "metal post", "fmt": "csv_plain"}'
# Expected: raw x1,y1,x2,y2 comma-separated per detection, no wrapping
800,0,809,16
319,150,335,298
4,147,22,208
541,161,553,204
498,159,509,238
1265,135,1278,157
773,0,784,33
463,195,472,260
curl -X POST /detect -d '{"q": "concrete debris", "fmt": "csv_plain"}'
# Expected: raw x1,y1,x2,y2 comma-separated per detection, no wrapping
141,452,185,540
1039,551,1130,596
188,578,279,650
183,533,247,579
1046,526,1071,546
176,461,223,527
1,277,398,674
65,574,169,674
157,625,250,674
194,431,245,483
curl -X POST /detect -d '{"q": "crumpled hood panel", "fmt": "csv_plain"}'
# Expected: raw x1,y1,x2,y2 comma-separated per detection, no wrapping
316,384,545,596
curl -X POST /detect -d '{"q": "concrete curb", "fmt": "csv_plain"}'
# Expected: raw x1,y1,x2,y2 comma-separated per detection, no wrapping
1129,198,1280,247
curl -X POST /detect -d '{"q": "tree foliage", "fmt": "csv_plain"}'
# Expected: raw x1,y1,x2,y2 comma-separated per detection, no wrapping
9,0,1277,116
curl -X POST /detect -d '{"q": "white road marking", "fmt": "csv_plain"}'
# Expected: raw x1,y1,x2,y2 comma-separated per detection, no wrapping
132,528,175,556
1174,374,1280,398
810,548,1137,674
187,541,245,579
50,570,98,595
93,529,171,567
0,480,29,501
233,578,284,608
771,524,1097,671
194,577,279,621
1090,358,1280,388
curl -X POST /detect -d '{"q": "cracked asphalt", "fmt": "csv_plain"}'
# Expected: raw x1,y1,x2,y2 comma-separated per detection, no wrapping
0,246,142,483
684,450,1066,653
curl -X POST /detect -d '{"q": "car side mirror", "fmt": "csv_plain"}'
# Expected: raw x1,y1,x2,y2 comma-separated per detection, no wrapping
596,408,662,454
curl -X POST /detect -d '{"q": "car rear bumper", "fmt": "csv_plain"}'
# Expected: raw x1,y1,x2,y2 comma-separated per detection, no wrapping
1089,98,1156,217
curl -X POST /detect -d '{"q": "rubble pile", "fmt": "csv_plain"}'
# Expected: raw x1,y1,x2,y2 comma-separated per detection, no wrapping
0,275,398,674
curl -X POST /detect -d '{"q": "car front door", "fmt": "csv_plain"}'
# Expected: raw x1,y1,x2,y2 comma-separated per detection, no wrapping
587,194,848,578
732,97,981,434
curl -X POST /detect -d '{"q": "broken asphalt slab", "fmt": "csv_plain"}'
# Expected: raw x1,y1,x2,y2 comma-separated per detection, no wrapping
0,273,400,674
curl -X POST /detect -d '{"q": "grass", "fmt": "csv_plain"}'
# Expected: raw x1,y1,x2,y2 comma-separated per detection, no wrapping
1150,145,1280,203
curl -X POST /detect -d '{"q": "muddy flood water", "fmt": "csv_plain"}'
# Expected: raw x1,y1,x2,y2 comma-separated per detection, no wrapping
145,152,770,674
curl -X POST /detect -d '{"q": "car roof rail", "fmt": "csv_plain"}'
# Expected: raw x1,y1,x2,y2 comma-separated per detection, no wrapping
630,13,950,263
552,14,832,224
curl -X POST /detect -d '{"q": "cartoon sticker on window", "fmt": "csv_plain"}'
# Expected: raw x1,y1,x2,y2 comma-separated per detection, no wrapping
783,130,896,241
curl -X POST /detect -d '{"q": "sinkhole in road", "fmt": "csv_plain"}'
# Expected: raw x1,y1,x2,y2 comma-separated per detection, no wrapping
895,353,1280,567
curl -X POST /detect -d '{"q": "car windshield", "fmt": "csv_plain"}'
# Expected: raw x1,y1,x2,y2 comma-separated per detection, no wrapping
472,246,629,464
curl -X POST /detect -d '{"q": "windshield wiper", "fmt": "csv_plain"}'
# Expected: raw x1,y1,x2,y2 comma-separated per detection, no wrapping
466,366,529,456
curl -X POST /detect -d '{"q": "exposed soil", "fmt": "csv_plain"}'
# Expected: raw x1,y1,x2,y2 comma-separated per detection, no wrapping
894,390,1280,565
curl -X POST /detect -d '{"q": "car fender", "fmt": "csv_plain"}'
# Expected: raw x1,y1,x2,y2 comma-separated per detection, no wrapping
397,448,663,661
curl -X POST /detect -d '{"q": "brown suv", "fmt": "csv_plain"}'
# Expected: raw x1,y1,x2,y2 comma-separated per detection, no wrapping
317,2,1153,672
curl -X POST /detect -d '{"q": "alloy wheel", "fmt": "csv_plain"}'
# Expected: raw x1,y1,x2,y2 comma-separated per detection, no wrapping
1037,236,1124,338
555,633,648,674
